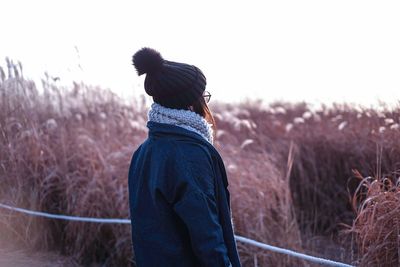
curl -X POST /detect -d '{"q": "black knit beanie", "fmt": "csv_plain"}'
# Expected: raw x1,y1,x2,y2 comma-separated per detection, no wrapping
132,48,206,109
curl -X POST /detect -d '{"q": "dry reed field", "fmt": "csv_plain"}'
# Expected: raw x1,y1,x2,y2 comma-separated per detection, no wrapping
1,61,400,266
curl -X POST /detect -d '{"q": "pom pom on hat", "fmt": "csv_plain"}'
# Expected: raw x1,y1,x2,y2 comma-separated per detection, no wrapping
132,47,164,75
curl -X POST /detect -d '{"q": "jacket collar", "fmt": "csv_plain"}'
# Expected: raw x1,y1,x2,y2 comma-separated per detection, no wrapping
147,121,208,144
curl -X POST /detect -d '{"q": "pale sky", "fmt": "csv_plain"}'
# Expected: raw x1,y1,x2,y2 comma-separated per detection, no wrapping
1,0,400,108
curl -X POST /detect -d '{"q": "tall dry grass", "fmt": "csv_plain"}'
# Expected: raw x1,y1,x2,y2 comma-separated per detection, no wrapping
0,61,147,266
346,170,400,266
223,144,307,266
1,60,400,266
213,100,400,236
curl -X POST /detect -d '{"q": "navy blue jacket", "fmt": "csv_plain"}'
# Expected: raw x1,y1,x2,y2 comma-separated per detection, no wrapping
128,121,241,267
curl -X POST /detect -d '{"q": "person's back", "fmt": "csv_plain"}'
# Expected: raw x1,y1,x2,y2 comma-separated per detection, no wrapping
128,48,241,267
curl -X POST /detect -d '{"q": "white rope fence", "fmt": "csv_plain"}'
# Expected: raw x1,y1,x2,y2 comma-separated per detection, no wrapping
234,236,352,267
0,203,130,224
0,203,353,267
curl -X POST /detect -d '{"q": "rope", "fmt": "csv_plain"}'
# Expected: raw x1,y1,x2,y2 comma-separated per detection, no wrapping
0,203,130,224
0,203,354,267
234,235,353,267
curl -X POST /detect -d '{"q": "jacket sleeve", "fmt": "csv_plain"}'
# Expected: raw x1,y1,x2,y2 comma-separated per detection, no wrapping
169,145,231,267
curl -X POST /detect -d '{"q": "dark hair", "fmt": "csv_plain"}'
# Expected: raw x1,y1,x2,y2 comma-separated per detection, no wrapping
191,97,217,140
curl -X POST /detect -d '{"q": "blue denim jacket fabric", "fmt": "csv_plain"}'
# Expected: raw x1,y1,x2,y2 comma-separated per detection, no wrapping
128,121,241,267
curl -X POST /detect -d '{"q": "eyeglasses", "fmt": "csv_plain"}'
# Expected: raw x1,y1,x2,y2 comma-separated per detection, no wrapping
203,91,211,103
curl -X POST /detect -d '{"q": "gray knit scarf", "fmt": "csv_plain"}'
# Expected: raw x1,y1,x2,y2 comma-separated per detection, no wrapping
148,103,214,144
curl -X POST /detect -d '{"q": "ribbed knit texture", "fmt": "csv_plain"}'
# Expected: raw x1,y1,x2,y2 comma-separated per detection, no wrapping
144,61,206,109
148,103,214,144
